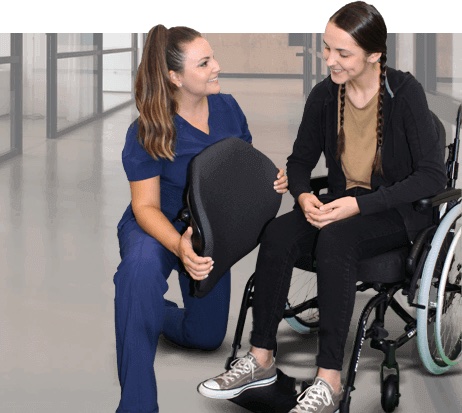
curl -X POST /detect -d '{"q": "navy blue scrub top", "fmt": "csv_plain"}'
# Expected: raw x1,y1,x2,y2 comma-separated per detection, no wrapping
118,93,252,231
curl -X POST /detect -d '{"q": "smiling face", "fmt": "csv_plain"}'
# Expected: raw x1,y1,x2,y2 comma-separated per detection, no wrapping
171,37,221,99
322,21,380,85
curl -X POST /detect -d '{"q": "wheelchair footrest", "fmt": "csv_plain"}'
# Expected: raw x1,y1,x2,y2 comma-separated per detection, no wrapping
229,368,298,412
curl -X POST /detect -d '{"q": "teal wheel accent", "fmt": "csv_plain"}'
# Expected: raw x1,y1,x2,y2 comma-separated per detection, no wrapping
417,202,462,374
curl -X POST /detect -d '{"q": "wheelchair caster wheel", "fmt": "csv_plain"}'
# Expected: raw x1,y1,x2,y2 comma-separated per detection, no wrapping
381,374,400,412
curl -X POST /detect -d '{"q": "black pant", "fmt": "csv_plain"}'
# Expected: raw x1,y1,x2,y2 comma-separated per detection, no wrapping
250,189,409,371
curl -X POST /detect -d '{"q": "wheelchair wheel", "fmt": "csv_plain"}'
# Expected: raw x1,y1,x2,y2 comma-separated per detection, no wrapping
416,201,462,374
381,374,400,412
284,268,319,334
435,208,462,366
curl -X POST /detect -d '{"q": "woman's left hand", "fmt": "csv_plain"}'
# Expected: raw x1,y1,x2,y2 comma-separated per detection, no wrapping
274,168,289,194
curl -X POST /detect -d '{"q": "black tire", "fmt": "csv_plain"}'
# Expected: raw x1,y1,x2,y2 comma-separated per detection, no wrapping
381,375,400,413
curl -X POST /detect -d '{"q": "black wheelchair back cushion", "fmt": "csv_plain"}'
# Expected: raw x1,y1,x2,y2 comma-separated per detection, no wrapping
186,137,282,298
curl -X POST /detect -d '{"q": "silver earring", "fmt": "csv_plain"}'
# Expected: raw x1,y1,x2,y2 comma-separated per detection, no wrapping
178,83,182,87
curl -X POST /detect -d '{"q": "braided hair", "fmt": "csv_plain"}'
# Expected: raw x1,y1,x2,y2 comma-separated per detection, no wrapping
331,1,387,175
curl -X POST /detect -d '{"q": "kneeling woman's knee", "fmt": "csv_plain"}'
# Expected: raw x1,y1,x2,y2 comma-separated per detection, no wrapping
183,307,228,350
186,328,227,351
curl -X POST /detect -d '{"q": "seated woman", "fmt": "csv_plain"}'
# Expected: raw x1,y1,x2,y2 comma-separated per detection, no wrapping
197,2,447,412
113,25,288,413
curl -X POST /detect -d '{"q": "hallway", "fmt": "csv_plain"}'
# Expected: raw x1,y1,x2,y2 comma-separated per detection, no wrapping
0,78,461,412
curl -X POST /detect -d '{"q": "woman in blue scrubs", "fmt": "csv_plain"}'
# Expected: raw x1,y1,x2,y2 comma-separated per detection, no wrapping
113,25,288,413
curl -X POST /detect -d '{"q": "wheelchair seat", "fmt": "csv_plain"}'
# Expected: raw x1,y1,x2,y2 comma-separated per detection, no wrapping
293,246,409,284
358,247,409,284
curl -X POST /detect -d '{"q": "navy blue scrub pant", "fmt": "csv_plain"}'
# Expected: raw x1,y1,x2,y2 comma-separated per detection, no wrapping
114,217,230,413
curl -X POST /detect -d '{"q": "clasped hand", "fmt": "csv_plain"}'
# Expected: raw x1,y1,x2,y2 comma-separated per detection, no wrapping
298,193,360,229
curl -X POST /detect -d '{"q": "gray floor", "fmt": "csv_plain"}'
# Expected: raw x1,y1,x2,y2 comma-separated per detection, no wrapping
1,78,461,412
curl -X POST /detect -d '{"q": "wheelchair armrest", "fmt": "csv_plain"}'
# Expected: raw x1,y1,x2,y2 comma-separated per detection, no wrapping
405,224,437,274
310,176,329,196
413,188,462,212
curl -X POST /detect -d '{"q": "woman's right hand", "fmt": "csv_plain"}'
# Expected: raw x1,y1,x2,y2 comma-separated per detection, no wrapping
178,227,214,281
298,192,328,228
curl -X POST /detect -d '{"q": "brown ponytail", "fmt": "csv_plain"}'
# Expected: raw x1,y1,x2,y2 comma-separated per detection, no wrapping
135,25,201,161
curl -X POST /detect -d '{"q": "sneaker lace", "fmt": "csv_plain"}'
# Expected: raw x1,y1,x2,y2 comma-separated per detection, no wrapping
295,382,333,411
220,356,256,384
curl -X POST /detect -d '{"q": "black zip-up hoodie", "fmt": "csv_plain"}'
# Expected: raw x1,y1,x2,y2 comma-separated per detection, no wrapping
287,67,447,240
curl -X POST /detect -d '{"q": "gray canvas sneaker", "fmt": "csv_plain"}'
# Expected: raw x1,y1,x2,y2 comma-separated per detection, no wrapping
197,352,277,399
289,377,344,412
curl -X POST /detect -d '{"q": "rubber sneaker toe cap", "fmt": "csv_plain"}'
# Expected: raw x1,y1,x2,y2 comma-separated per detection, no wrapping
202,379,220,390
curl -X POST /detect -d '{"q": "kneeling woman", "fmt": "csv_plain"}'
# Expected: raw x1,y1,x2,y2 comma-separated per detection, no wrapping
114,25,287,413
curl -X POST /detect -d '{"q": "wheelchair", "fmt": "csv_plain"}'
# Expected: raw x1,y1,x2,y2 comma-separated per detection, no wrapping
221,104,462,413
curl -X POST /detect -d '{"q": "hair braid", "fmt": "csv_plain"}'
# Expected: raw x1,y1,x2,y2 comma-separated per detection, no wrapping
371,53,387,175
336,83,346,159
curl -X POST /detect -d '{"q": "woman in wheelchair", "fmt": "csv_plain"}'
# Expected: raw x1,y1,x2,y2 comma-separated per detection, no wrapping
113,25,288,413
198,2,447,412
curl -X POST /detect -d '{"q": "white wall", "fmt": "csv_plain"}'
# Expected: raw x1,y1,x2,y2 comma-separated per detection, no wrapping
452,34,462,100
396,34,415,75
